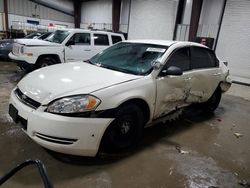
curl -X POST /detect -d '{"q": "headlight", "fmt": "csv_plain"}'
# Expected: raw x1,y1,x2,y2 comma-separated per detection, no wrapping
0,42,10,48
47,95,101,114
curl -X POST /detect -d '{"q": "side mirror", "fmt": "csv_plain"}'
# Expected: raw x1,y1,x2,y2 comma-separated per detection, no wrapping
65,40,75,46
161,66,183,76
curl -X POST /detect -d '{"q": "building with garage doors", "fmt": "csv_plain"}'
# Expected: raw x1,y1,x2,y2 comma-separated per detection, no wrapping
0,0,249,84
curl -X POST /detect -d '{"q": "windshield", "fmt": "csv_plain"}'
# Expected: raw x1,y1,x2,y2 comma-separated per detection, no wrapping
45,30,70,44
38,32,52,40
24,32,42,39
89,42,168,75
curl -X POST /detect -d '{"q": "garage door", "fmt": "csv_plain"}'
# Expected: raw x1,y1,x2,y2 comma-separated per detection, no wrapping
216,0,250,84
128,0,178,40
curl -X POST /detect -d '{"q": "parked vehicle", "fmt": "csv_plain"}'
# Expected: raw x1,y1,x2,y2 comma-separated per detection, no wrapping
8,40,232,157
8,29,125,71
0,32,52,60
0,39,13,60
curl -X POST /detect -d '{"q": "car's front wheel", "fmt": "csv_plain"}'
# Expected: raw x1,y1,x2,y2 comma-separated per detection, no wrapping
36,57,56,69
102,104,144,151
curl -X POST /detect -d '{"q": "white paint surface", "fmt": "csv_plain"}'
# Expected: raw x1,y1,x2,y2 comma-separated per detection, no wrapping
81,0,112,24
128,0,178,40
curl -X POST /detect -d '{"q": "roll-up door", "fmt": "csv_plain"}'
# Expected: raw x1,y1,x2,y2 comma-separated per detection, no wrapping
216,0,250,84
128,0,178,40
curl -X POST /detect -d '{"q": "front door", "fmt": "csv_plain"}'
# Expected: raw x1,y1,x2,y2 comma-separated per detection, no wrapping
154,47,192,119
64,33,94,62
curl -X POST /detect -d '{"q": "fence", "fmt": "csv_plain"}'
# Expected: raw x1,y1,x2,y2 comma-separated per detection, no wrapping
81,23,128,33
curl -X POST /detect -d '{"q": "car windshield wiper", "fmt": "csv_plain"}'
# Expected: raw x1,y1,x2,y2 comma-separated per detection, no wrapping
84,60,141,75
84,59,95,65
99,64,138,75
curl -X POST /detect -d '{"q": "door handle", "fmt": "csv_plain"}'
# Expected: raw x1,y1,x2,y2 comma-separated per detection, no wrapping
184,77,191,81
213,72,221,76
84,49,91,51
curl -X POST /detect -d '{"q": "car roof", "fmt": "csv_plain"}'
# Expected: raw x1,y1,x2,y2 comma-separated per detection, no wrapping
55,28,122,35
123,39,207,48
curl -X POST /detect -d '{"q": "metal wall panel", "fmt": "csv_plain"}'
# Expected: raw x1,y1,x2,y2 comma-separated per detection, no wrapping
128,0,178,40
8,0,14,13
216,0,250,84
81,0,112,24
0,0,3,12
6,0,73,23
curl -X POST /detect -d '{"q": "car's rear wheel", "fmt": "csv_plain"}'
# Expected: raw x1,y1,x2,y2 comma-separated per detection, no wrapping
36,57,56,69
102,104,144,151
202,86,222,113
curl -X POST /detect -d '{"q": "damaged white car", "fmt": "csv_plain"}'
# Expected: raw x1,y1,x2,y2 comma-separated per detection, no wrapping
9,40,231,156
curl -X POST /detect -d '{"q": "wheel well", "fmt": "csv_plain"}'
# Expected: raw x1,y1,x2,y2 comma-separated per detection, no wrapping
217,82,223,92
99,98,150,152
118,98,150,125
36,54,61,65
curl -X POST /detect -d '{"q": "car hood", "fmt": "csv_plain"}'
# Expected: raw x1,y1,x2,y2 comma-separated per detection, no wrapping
17,62,142,104
15,39,59,46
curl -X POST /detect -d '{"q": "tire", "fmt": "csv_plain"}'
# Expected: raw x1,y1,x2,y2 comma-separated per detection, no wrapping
36,57,56,69
102,104,144,151
202,87,222,113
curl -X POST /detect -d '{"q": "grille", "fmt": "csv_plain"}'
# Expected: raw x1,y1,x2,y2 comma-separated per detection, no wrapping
14,88,41,109
35,132,77,145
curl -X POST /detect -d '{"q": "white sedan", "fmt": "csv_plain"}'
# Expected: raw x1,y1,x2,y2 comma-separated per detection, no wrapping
8,40,231,157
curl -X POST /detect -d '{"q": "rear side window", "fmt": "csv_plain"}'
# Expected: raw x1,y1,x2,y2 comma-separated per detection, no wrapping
94,34,109,46
165,47,191,71
111,35,122,44
191,47,217,69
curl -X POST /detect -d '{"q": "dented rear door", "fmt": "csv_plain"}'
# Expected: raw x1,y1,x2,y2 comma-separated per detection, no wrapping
186,46,222,103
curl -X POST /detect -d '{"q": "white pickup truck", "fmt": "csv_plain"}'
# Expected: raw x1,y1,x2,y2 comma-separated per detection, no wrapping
9,29,125,71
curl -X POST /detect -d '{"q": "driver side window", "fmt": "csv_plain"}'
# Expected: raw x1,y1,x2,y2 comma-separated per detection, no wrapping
68,33,91,45
164,47,191,71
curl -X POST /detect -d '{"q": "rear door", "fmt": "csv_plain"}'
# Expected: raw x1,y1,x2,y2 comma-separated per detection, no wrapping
154,47,192,119
111,35,123,44
91,33,110,56
64,32,93,62
186,46,221,103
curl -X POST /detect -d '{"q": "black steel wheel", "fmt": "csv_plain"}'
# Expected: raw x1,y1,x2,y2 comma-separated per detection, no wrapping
36,57,56,69
103,104,144,151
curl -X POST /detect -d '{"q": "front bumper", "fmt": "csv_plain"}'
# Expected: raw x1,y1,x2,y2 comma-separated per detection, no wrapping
8,52,36,71
221,76,232,93
9,90,114,157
